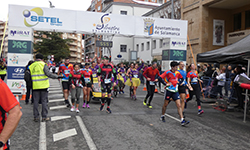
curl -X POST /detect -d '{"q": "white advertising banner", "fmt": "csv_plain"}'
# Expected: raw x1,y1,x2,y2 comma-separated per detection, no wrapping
8,26,33,41
7,53,33,66
170,38,187,50
136,17,188,39
7,79,26,91
9,5,77,32
9,4,188,39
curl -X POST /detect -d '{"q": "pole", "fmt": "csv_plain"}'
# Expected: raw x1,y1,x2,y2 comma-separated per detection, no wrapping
171,0,174,19
187,35,205,99
0,18,8,56
243,59,250,122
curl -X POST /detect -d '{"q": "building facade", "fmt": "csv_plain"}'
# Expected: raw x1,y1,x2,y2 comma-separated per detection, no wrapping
0,21,8,59
182,0,250,64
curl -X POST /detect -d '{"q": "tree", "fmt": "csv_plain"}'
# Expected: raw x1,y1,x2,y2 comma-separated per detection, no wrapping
33,31,71,62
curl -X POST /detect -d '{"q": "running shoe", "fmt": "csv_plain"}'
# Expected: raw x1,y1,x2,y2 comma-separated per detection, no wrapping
106,107,112,113
86,104,90,108
147,104,152,109
42,117,50,122
181,119,190,126
122,90,124,94
82,103,86,108
76,108,80,113
160,116,165,122
64,100,69,105
70,106,75,112
198,110,204,115
119,91,121,94
100,104,104,111
143,100,147,106
134,96,137,101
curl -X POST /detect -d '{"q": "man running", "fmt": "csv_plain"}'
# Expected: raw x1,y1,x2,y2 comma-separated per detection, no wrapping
178,62,187,117
143,62,160,108
158,61,189,126
97,56,117,113
58,58,73,107
117,62,126,94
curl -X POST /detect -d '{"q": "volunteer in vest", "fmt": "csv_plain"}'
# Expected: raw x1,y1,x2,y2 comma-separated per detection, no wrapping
81,63,93,108
0,59,7,81
58,58,74,107
186,64,204,115
0,79,22,150
178,61,187,117
143,62,160,108
69,63,85,113
30,54,61,122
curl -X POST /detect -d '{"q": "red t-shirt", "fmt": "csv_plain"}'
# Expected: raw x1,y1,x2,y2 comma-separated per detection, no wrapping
81,68,93,83
187,71,199,84
143,67,160,81
0,79,19,149
59,63,73,80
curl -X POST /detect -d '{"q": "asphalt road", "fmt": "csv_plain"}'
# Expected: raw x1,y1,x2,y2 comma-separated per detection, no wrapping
10,79,250,150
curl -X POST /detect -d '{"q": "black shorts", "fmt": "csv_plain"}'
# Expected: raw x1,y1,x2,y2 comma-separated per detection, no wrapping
178,85,186,94
62,81,71,90
84,83,92,88
101,82,113,94
164,90,180,101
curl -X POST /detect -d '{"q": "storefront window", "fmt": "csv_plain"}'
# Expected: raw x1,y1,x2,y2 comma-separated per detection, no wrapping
234,13,241,31
245,10,250,29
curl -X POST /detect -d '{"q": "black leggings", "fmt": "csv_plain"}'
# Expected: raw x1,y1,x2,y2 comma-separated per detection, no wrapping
145,81,155,105
187,84,201,106
0,75,6,81
101,97,111,106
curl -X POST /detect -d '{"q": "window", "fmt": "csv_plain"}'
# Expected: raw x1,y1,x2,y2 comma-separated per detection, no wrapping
160,39,163,48
234,13,241,31
152,40,156,49
246,10,250,29
136,44,139,51
120,11,127,15
141,43,144,51
120,45,127,52
151,0,156,2
147,42,150,50
158,0,163,4
98,6,101,11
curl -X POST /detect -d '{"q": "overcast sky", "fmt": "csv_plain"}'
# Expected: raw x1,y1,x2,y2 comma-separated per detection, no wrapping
0,0,92,21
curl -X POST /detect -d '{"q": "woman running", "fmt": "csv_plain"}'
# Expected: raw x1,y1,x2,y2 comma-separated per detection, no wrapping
126,60,144,100
117,63,126,94
186,64,204,115
69,63,85,113
81,63,93,108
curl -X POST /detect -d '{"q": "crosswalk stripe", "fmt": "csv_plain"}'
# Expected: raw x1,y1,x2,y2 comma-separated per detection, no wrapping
39,122,46,150
51,116,71,121
49,99,65,103
53,128,77,142
49,91,62,94
50,105,67,110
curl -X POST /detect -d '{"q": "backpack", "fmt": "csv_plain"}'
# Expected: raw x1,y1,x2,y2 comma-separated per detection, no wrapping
24,69,32,86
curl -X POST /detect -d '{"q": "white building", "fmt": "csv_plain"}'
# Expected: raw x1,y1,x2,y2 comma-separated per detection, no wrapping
102,2,160,64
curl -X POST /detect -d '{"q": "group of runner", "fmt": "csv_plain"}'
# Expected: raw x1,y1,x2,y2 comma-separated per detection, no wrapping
57,54,203,126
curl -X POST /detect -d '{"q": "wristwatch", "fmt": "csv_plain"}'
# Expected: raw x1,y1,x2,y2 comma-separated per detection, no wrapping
0,141,4,148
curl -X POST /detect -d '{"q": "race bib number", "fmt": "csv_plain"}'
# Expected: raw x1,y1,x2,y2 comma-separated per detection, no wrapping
105,79,111,84
133,75,138,78
64,70,70,74
122,73,125,77
192,77,198,83
149,81,155,85
92,74,97,77
84,78,90,83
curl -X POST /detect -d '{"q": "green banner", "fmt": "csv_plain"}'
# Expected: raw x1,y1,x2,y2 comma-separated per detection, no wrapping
8,40,32,54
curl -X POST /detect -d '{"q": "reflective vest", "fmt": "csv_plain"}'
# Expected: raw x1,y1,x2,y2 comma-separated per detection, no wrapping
29,61,49,90
0,65,6,75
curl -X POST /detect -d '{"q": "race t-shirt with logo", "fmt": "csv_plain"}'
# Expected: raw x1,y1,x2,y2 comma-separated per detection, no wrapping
160,70,183,93
178,69,187,86
69,70,84,87
90,65,99,78
97,63,116,84
0,79,19,149
187,71,199,84
81,68,93,84
59,63,73,81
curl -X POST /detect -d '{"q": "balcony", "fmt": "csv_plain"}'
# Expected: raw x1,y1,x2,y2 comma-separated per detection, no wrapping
69,47,77,52
70,53,78,58
68,42,77,46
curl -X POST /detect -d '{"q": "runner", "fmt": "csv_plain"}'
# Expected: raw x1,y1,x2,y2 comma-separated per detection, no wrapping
126,60,144,100
58,58,74,107
186,64,204,115
0,59,7,81
143,62,160,108
69,63,85,113
90,61,99,78
81,63,93,108
158,61,189,126
97,56,117,113
117,62,126,94
178,61,187,117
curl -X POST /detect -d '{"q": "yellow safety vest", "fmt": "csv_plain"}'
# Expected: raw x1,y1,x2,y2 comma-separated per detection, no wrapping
0,65,6,75
29,61,49,90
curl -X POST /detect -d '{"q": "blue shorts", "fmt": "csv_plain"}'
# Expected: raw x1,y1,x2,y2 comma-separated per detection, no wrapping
164,90,180,101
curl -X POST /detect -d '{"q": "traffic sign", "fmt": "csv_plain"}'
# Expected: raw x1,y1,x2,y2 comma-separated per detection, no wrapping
117,54,122,58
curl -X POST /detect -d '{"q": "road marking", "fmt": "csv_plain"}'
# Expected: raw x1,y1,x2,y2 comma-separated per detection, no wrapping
53,128,77,142
49,99,64,103
39,122,46,150
49,91,62,94
50,105,67,110
51,116,71,121
165,113,180,122
76,116,97,150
